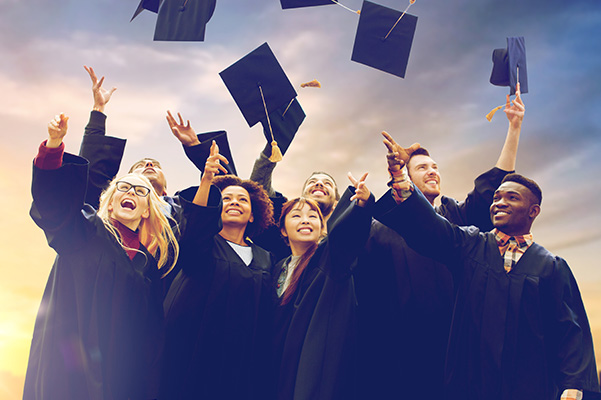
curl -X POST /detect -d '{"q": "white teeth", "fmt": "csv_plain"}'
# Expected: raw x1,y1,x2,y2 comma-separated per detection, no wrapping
495,211,508,216
226,209,241,215
298,228,313,233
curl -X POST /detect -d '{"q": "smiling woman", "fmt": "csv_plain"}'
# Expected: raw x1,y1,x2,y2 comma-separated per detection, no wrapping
24,113,179,399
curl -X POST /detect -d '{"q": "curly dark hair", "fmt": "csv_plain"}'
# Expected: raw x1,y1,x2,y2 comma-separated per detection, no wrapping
212,175,275,238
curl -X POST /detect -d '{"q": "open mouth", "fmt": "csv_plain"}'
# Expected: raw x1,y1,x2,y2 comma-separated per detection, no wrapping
298,227,313,233
312,189,327,196
121,199,136,210
226,208,242,215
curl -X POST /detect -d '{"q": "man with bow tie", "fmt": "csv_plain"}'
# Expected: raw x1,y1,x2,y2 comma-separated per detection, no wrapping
373,141,599,399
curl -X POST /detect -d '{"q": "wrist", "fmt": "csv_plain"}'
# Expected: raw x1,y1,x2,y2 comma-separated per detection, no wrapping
46,138,63,148
93,105,105,113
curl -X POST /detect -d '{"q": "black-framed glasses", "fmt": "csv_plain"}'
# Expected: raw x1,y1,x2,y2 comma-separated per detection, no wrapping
115,181,151,197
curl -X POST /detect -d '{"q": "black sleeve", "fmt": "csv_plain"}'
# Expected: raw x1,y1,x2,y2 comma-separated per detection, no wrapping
438,167,510,231
545,258,600,394
78,111,126,208
30,153,92,254
326,186,375,278
373,187,470,270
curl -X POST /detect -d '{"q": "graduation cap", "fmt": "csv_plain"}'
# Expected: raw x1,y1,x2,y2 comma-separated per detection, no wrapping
280,0,334,9
131,0,162,21
260,98,306,158
490,37,528,95
280,0,360,13
184,130,238,176
351,1,418,78
220,43,299,162
154,0,217,41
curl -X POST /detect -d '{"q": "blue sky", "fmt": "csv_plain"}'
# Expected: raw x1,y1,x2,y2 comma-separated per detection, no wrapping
1,0,600,397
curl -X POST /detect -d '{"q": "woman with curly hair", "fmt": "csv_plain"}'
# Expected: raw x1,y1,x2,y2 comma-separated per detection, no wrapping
25,113,178,400
160,142,275,400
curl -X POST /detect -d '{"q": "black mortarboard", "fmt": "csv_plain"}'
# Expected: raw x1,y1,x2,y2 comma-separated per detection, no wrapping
131,0,162,21
184,130,238,176
280,0,334,9
220,42,297,128
153,0,217,41
490,37,528,95
351,0,418,78
260,98,305,157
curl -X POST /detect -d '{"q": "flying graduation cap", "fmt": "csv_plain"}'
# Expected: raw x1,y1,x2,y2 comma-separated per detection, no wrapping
490,36,528,95
486,36,528,121
152,0,217,41
280,0,334,9
131,0,162,21
260,98,306,158
220,43,302,162
280,0,360,13
351,0,418,78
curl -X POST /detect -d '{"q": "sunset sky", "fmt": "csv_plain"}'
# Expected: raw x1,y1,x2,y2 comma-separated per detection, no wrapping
1,0,600,398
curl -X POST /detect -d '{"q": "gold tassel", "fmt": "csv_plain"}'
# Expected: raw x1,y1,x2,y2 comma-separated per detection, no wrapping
269,140,283,162
486,105,504,122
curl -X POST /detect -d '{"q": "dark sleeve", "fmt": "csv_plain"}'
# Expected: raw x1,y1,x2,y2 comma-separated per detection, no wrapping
30,152,91,253
373,187,475,271
173,185,223,266
437,167,510,231
545,258,600,394
183,132,238,176
249,152,277,197
78,111,126,208
326,186,375,277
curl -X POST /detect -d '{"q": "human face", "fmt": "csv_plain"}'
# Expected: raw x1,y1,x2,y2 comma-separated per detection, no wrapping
108,176,151,231
302,173,337,215
407,154,441,204
490,181,540,236
221,185,253,228
282,203,323,252
129,159,167,196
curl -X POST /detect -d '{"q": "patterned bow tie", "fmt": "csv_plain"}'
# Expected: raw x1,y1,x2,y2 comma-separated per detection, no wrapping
493,229,533,273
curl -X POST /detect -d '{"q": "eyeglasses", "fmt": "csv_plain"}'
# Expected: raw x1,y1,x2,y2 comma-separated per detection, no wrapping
115,181,151,197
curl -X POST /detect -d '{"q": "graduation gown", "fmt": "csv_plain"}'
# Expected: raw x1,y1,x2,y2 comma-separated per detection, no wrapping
25,153,164,400
272,187,374,400
374,187,600,400
353,167,509,399
160,186,275,400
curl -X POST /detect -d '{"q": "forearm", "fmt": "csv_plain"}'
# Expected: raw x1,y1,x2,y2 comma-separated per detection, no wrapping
250,152,277,197
84,110,107,136
495,123,521,171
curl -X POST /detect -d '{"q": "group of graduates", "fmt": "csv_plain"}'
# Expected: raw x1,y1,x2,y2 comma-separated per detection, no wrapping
24,66,599,400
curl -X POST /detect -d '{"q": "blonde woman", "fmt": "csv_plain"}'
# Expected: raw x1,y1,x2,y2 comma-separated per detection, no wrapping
24,113,178,400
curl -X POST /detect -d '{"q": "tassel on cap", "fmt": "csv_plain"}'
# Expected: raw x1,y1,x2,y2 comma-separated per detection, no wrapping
486,105,504,122
269,140,283,162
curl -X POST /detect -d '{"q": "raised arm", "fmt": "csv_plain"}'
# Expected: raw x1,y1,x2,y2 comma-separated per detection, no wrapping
495,83,524,171
84,65,116,114
193,141,228,207
79,66,125,207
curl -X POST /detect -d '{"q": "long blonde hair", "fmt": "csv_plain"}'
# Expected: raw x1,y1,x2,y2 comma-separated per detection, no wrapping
97,173,179,276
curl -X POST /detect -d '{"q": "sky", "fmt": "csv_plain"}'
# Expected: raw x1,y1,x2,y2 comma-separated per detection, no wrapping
1,0,600,398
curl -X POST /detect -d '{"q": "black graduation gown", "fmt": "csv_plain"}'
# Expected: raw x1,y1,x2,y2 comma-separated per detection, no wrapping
374,187,600,400
353,167,509,399
160,186,275,400
272,187,374,400
25,153,164,400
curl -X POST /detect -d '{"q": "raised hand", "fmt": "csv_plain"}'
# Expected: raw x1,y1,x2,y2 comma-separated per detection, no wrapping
348,172,370,207
47,113,69,148
381,131,420,171
202,140,229,182
84,66,116,113
504,82,525,129
166,110,201,147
